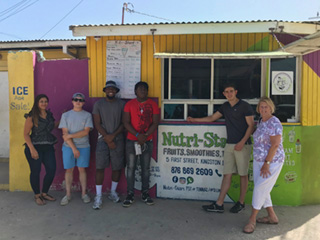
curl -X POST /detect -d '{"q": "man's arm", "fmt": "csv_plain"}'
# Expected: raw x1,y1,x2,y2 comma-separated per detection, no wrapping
187,111,223,123
123,111,137,136
62,128,80,159
145,113,160,137
234,115,255,151
63,128,90,140
93,113,123,149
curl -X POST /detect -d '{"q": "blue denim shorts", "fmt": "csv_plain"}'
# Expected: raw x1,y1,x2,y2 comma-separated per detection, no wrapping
62,145,90,169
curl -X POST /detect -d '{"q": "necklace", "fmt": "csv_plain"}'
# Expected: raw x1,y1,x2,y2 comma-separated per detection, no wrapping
139,104,144,114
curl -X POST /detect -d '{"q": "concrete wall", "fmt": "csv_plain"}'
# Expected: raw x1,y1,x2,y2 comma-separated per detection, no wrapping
0,72,9,158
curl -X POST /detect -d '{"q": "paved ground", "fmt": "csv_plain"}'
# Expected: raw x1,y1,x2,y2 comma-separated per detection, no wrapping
0,162,9,184
0,190,319,240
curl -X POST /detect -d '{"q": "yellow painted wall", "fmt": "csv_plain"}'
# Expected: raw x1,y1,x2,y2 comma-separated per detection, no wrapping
301,61,320,126
8,51,35,191
87,33,275,103
0,48,87,71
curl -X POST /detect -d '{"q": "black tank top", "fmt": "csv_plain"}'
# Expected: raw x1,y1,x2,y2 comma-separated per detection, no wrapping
25,110,57,145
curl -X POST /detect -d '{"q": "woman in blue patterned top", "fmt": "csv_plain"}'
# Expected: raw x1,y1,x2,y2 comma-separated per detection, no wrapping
243,97,285,234
24,94,58,205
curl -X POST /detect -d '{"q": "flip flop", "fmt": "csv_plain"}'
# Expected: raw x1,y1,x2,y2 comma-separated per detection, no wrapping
41,193,56,202
34,195,46,206
243,221,256,234
257,216,278,224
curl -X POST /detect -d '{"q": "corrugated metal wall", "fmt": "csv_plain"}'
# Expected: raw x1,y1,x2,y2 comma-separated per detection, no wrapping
302,51,320,126
87,33,278,100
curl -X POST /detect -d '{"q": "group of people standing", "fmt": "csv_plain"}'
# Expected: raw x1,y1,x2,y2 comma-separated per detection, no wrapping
23,81,284,234
23,81,159,209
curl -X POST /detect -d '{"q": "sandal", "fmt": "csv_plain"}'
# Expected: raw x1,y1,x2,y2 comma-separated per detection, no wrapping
34,195,46,206
257,216,278,224
243,221,256,234
41,193,56,202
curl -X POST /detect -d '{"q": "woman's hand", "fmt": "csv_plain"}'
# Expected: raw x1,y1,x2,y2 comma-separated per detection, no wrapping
260,163,271,178
30,148,39,160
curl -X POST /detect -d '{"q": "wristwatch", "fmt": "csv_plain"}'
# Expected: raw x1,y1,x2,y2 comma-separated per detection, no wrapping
265,160,271,165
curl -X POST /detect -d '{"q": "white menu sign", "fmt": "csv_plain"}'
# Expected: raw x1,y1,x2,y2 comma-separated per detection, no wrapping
106,41,141,98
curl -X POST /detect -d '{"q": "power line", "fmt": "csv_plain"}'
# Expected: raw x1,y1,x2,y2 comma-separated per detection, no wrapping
0,32,23,40
39,0,84,39
0,0,29,16
124,3,176,23
0,0,40,24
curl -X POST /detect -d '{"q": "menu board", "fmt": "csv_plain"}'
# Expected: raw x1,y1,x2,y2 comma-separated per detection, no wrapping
106,41,141,99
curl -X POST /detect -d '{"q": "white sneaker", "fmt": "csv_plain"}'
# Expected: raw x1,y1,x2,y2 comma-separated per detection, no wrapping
60,195,71,206
92,195,103,210
108,191,120,203
82,194,91,204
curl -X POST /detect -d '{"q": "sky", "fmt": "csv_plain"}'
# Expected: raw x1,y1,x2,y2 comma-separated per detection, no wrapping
0,0,319,41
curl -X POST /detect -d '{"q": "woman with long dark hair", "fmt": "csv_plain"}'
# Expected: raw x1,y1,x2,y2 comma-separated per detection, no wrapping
24,94,57,205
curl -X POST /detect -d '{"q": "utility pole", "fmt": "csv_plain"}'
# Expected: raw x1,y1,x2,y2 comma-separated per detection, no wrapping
122,2,134,24
122,3,127,25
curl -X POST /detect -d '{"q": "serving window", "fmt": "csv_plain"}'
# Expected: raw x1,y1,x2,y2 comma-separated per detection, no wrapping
161,57,299,122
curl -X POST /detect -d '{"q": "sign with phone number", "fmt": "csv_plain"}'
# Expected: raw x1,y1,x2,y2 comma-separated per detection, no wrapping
157,124,233,201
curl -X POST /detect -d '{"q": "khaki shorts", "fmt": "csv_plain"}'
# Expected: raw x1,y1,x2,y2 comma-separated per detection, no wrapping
223,144,251,176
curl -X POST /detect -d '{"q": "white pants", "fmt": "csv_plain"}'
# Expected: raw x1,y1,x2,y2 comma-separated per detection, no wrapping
252,161,283,210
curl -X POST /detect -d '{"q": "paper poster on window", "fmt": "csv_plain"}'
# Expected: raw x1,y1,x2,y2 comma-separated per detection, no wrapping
106,41,141,99
271,71,294,95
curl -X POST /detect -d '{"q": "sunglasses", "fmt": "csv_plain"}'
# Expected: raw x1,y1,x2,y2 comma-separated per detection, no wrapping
72,98,85,102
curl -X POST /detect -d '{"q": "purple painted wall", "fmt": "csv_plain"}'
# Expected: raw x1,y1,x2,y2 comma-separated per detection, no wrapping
34,59,157,197
303,50,320,77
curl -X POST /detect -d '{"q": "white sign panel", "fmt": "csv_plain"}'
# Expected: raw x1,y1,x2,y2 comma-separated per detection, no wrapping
271,71,294,95
154,125,232,201
106,41,141,99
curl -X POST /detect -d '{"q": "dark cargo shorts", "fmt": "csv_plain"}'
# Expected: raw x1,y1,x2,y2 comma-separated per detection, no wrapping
95,136,125,170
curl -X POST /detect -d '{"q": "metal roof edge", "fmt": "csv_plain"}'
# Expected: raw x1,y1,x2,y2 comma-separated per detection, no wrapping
70,21,320,37
0,39,86,49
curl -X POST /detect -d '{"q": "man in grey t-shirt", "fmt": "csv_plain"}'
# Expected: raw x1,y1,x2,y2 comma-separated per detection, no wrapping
92,81,125,210
59,93,93,206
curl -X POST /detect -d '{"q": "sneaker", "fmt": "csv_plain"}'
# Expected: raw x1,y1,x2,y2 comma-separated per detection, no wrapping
141,192,154,206
60,195,71,206
92,195,103,210
230,201,245,213
108,191,120,203
202,202,224,213
82,194,91,204
122,194,134,208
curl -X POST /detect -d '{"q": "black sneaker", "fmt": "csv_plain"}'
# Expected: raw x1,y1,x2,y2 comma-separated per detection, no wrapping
122,194,134,208
141,192,154,206
230,201,245,213
202,202,224,213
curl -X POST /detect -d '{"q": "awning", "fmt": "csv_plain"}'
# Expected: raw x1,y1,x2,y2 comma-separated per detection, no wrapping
154,51,294,59
154,30,320,59
282,30,320,55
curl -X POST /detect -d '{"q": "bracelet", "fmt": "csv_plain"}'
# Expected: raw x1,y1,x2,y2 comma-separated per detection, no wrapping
135,133,139,137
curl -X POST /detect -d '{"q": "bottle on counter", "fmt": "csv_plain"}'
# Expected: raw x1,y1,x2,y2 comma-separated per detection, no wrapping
295,139,301,154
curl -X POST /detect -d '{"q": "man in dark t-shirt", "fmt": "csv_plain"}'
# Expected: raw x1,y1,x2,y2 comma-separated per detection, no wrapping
188,84,254,213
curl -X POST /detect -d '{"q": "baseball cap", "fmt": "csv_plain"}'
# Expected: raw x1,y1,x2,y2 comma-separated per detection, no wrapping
72,92,85,100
